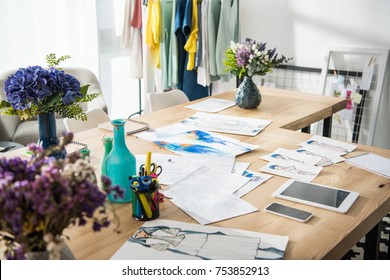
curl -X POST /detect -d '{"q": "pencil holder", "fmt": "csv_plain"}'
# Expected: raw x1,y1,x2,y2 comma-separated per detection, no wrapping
131,182,160,221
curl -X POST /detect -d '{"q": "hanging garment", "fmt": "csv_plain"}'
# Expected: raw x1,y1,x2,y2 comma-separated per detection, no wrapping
197,0,210,86
207,0,222,82
175,0,208,100
146,0,161,68
121,0,143,79
160,0,174,89
215,0,239,81
183,0,198,70
174,0,187,90
169,0,178,88
182,0,208,101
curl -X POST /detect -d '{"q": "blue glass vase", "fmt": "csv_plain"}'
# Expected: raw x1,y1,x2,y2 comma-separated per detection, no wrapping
37,112,66,159
105,119,136,203
235,76,261,109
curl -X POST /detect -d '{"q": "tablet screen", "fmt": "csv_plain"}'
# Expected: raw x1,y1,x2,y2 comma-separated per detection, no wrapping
280,181,350,208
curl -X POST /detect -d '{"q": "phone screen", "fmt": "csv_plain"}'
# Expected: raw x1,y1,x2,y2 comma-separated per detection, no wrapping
266,203,312,221
280,181,350,208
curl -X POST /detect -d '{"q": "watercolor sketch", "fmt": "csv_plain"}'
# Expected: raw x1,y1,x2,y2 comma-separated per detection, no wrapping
111,220,288,260
299,135,356,155
136,123,258,156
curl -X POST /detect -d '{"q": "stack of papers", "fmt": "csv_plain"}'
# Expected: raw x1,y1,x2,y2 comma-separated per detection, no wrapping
135,153,272,225
259,135,358,182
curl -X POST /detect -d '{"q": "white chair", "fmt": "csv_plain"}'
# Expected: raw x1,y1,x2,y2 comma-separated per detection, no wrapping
63,108,110,133
146,89,190,112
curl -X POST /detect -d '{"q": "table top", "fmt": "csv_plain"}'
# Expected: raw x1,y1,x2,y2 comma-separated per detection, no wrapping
7,87,390,260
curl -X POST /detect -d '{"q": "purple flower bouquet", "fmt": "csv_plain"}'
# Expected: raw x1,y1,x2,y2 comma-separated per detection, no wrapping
0,132,122,259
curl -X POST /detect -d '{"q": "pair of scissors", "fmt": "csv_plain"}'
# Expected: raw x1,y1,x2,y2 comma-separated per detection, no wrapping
140,162,162,177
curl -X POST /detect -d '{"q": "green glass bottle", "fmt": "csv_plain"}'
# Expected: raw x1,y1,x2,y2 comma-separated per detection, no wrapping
105,119,136,203
100,136,113,176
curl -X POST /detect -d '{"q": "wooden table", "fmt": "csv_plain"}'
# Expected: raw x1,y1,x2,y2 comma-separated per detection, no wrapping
22,88,390,259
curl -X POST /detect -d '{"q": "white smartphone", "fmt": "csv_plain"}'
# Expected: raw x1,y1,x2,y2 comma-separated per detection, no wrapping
265,202,313,222
273,179,359,213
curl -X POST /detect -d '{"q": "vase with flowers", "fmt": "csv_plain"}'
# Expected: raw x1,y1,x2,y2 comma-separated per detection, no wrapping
0,54,100,159
224,38,292,109
0,132,122,260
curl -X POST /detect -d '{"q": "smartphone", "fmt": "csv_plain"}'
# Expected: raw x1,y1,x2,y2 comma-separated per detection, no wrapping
264,202,313,222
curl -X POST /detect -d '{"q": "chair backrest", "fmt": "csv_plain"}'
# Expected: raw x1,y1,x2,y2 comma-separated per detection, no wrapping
63,108,110,133
147,90,190,112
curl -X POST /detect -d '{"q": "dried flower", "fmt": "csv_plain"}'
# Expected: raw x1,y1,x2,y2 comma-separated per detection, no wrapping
0,132,121,259
224,38,293,78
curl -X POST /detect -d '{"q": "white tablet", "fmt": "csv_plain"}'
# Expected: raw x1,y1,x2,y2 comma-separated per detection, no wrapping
273,179,359,213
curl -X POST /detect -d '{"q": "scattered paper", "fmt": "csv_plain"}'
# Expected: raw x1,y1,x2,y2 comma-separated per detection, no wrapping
181,112,271,136
234,170,273,198
232,161,251,175
185,98,236,113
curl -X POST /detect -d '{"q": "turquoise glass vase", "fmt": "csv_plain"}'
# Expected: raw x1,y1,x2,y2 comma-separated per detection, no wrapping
105,119,136,203
37,112,66,159
100,136,113,176
235,76,261,109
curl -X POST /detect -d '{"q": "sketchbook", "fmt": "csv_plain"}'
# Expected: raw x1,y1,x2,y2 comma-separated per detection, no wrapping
98,119,149,135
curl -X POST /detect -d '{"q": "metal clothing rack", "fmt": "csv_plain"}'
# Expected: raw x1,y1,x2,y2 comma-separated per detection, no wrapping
127,79,143,119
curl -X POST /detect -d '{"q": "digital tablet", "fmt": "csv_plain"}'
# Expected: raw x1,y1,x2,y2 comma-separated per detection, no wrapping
273,179,359,213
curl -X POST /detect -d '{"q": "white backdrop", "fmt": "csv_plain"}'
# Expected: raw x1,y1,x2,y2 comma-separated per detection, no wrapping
0,0,99,83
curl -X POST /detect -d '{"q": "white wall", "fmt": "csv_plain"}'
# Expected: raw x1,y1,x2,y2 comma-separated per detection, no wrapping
240,0,390,68
0,0,99,76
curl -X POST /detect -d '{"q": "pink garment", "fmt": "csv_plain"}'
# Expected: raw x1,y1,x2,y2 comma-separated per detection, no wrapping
131,0,142,28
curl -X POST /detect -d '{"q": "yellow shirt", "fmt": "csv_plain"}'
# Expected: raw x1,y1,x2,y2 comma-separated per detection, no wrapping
146,0,161,68
184,0,198,70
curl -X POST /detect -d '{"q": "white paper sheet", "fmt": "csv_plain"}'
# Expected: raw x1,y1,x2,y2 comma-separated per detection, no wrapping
135,153,235,185
111,219,289,260
299,135,356,155
171,193,258,225
162,165,251,199
293,145,345,166
181,112,272,136
234,170,273,198
232,161,251,175
185,98,236,112
259,159,323,182
346,153,390,178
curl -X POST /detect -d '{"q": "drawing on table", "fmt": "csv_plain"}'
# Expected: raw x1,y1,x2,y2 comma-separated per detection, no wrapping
269,164,317,176
185,130,251,152
296,149,333,166
136,123,259,156
129,226,285,260
270,153,305,164
306,140,350,154
154,141,226,156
